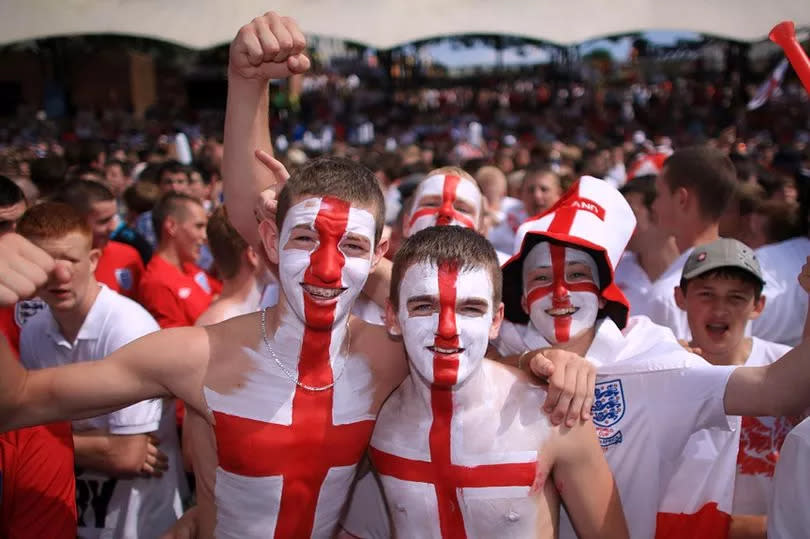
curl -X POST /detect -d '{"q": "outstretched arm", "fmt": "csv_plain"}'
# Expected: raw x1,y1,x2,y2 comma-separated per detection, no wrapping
223,12,309,246
0,326,209,432
724,337,810,417
549,422,628,538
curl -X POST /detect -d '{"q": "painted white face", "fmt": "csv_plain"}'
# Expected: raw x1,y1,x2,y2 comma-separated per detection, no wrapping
522,243,601,344
279,196,376,330
405,174,482,236
398,261,494,387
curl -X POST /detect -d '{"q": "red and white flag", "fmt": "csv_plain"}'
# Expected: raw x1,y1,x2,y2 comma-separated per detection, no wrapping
747,58,789,110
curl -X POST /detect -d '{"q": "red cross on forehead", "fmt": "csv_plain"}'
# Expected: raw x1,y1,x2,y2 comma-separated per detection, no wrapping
408,175,477,230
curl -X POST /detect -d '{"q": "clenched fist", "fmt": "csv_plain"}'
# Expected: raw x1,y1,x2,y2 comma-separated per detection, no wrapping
229,12,311,81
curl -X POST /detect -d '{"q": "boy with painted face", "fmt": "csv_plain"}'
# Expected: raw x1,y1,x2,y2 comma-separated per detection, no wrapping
370,226,628,538
497,176,810,539
403,167,483,236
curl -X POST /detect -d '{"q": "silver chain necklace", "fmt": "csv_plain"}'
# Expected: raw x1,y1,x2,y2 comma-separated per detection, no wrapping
260,308,348,392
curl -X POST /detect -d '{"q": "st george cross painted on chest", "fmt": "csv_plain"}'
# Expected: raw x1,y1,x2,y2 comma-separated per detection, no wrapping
370,258,554,538
202,196,380,538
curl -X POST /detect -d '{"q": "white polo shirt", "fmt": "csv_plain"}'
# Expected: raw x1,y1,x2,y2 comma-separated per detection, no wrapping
753,237,810,346
769,416,810,539
20,285,184,539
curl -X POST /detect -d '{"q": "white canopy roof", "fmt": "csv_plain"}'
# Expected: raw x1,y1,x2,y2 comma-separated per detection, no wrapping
4,0,809,49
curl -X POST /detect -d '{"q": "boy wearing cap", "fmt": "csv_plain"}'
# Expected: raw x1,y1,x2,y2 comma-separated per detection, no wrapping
496,176,810,539
669,238,794,536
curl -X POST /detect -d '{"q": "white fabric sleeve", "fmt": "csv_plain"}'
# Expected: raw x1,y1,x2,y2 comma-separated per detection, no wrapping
106,398,163,434
649,365,738,436
768,418,810,539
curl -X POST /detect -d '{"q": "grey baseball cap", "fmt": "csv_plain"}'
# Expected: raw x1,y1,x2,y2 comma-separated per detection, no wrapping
682,238,765,285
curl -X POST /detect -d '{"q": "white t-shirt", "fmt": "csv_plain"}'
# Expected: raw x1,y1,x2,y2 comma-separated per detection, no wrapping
657,337,792,530
641,248,693,341
614,251,653,317
732,338,794,514
769,416,810,539
495,316,736,539
753,237,810,346
487,197,525,255
20,285,185,539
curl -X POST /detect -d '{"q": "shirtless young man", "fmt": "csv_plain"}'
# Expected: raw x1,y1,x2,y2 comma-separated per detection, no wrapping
370,226,628,538
0,157,591,538
497,176,810,539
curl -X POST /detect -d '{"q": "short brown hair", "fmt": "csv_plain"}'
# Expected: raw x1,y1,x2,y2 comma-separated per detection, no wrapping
390,226,502,310
18,202,91,244
53,180,115,217
123,181,161,214
275,157,385,243
661,146,736,221
207,206,249,280
152,193,203,242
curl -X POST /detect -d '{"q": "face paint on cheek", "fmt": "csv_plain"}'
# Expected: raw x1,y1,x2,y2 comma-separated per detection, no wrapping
523,243,601,344
406,175,480,235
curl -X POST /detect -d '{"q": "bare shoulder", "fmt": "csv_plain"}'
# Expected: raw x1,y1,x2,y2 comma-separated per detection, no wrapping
485,359,548,411
349,316,408,389
204,311,263,361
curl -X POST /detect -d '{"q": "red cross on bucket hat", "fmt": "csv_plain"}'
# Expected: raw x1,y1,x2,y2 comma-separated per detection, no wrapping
501,176,636,328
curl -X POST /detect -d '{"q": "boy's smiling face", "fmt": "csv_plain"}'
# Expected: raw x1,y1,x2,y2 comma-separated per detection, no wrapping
272,195,379,329
387,260,503,388
676,273,766,362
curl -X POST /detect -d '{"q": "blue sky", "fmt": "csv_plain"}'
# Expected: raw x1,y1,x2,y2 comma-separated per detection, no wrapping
422,31,703,68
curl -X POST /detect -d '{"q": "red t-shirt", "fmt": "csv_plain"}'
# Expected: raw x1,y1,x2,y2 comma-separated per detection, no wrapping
0,423,77,539
139,254,221,329
0,307,20,357
94,241,145,301
0,321,76,538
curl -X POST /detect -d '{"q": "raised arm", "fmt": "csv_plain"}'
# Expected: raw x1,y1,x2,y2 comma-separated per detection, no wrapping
548,421,628,538
223,12,309,246
724,337,810,417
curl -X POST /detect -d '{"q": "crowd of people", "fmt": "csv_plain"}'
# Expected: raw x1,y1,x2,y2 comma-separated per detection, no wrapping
1,10,810,539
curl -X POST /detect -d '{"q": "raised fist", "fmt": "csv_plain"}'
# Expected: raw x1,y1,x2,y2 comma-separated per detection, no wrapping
229,12,310,81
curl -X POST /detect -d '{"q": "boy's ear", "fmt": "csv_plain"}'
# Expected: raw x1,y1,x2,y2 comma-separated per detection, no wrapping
676,186,690,211
88,248,101,273
674,286,687,311
520,294,529,315
489,302,505,340
384,299,402,337
257,219,280,266
749,294,767,321
371,237,389,270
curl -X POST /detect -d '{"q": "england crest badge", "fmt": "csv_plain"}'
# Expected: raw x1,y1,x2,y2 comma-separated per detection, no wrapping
194,271,211,294
115,268,134,291
592,378,626,448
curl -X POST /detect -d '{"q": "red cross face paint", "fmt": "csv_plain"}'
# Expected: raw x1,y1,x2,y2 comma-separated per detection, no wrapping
279,196,376,330
398,261,494,387
405,174,482,236
522,243,601,344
